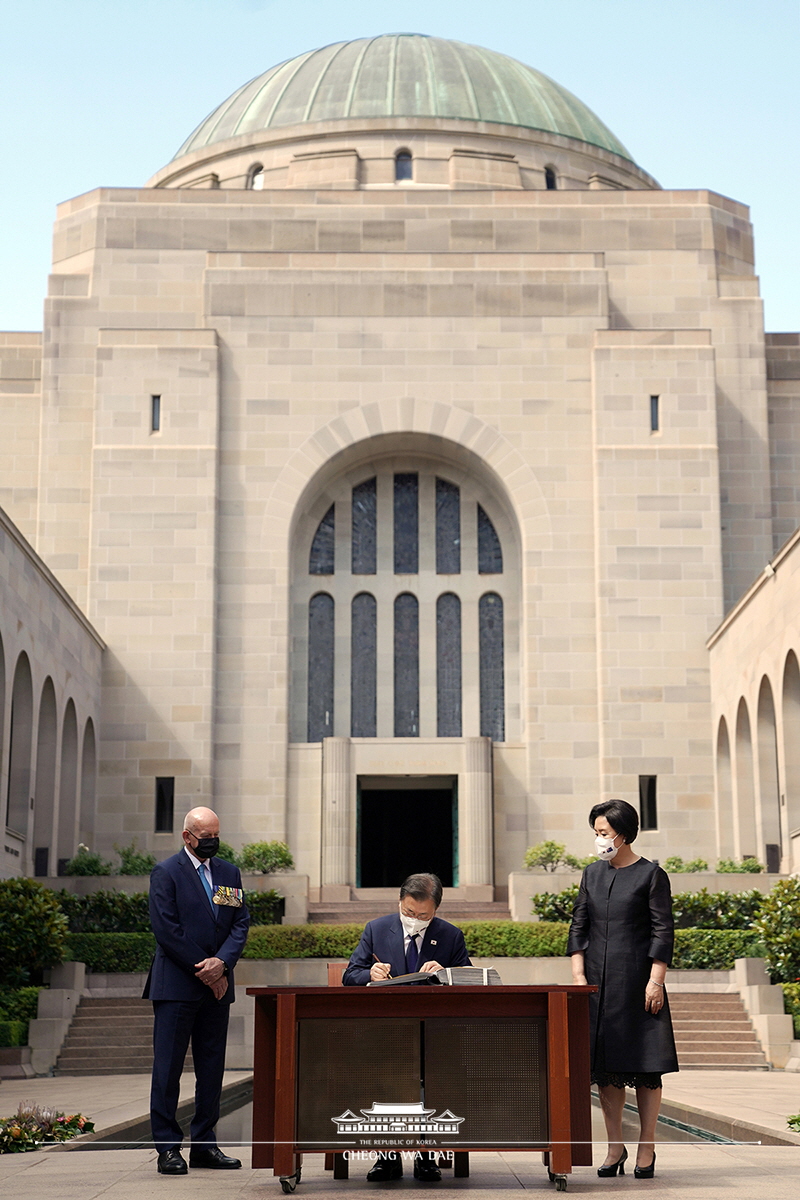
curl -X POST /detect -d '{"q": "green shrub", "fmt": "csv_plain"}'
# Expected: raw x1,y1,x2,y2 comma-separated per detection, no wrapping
531,885,579,922
716,857,765,874
781,983,800,1039
523,841,591,872
0,1021,26,1048
244,889,284,925
663,856,708,873
671,887,763,930
244,924,362,960
56,890,151,934
753,877,800,983
788,1113,800,1134
242,920,571,960
239,841,294,874
457,921,569,958
672,929,764,970
0,879,68,987
216,841,239,866
0,985,44,1043
65,933,155,973
63,845,113,876
115,840,157,875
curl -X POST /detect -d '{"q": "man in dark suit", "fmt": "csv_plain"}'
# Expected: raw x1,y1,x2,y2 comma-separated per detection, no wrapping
144,806,249,1175
343,872,471,1182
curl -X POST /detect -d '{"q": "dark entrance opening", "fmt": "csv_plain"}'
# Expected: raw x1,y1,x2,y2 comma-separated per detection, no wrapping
358,782,456,887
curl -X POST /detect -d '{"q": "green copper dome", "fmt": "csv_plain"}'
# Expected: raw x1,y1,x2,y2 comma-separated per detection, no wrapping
173,34,632,162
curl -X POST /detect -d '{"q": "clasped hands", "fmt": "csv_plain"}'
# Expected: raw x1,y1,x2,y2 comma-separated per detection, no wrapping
195,956,227,1000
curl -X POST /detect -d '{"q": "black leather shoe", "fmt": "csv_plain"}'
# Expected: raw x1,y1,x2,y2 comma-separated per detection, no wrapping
189,1146,241,1169
366,1158,403,1181
157,1149,188,1175
413,1159,442,1182
597,1147,627,1177
634,1151,656,1179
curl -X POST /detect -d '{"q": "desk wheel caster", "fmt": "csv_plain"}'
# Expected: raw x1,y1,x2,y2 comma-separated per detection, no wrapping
280,1170,300,1193
553,1175,568,1192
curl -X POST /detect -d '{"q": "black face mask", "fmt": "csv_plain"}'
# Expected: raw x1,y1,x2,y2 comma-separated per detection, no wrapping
191,836,219,859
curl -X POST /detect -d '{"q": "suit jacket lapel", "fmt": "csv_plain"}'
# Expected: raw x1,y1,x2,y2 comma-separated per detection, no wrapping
418,917,439,968
387,914,406,976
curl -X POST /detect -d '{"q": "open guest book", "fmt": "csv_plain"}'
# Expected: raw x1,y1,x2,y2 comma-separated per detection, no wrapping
367,966,503,987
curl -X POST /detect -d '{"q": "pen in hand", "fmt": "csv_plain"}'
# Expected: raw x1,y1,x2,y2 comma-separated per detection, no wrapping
373,953,392,979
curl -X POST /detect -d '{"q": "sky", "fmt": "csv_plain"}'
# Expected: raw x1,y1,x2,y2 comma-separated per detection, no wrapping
1,0,798,331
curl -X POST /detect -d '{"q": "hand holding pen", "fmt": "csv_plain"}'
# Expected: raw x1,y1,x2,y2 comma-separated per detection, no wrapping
370,953,392,983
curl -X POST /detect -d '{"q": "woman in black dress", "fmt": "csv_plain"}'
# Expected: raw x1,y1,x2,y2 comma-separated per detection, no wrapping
567,799,678,1179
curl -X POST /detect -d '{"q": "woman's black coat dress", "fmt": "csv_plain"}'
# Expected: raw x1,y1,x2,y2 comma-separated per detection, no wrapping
567,857,679,1077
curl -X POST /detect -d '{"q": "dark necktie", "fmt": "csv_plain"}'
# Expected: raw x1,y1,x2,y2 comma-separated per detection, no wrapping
406,933,419,973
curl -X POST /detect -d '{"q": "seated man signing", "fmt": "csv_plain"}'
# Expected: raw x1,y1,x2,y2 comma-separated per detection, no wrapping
342,872,472,1183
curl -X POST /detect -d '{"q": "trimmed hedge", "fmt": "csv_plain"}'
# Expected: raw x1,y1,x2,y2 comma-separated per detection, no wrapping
457,921,568,958
0,1020,26,1048
58,890,151,933
244,924,364,960
65,933,156,973
781,982,800,1038
672,929,764,970
671,888,764,930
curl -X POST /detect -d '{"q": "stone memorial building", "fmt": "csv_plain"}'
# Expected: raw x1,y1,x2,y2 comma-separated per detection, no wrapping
2,34,799,894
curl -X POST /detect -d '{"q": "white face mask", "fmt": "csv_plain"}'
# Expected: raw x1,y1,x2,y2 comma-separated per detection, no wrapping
595,832,622,860
399,909,431,938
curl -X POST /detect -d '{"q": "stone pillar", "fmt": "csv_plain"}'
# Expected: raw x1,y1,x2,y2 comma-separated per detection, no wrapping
459,737,494,896
320,737,352,901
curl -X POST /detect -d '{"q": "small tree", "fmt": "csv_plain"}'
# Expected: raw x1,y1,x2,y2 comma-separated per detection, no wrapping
239,841,294,874
63,844,113,876
0,879,68,987
753,877,800,983
523,841,592,872
215,841,240,866
717,857,765,874
663,856,709,873
115,840,157,875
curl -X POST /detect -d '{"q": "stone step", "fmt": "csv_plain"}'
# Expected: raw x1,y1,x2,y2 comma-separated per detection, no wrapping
57,1064,153,1076
677,1050,768,1066
70,1014,153,1027
674,1029,762,1044
308,902,511,924
79,997,151,1008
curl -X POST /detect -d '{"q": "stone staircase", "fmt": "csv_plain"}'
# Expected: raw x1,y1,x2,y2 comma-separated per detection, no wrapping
56,996,168,1076
670,992,769,1069
309,887,510,924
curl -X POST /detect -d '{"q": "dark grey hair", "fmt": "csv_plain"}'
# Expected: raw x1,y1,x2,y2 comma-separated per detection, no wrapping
399,872,443,909
589,799,639,844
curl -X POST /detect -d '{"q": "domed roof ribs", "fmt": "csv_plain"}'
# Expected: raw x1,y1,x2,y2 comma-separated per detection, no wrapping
447,42,482,121
343,38,376,118
302,40,350,122
505,58,560,133
462,44,517,124
387,36,399,116
204,69,277,147
174,75,256,159
259,50,319,130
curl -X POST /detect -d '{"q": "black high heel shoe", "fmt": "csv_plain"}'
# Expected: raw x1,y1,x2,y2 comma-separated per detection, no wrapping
597,1147,627,1177
634,1151,656,1179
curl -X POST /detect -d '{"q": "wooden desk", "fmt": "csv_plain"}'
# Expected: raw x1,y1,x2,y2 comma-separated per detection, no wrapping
247,985,594,1193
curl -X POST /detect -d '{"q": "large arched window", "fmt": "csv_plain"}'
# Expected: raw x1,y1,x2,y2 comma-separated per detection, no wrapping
6,652,33,836
33,677,58,876
715,716,734,858
734,698,756,858
782,651,800,855
57,699,79,869
291,454,518,743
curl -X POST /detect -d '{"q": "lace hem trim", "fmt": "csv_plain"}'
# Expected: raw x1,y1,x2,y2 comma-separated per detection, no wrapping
591,1071,662,1090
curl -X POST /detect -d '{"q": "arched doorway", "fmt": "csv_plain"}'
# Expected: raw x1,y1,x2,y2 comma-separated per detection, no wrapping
33,678,58,876
79,719,97,845
715,717,733,859
6,653,34,840
734,698,757,859
756,677,781,871
57,700,79,872
782,651,800,871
